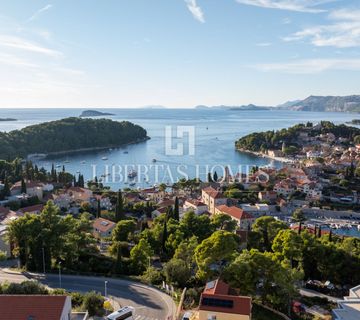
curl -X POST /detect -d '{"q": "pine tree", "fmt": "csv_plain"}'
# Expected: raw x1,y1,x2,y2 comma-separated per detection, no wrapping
174,197,179,221
115,190,125,222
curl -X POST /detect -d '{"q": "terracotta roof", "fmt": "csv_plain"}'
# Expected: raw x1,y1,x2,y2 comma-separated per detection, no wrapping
200,279,252,316
216,205,254,220
0,295,68,320
18,204,44,214
11,181,43,190
185,199,207,207
93,218,116,233
68,187,90,193
202,187,225,199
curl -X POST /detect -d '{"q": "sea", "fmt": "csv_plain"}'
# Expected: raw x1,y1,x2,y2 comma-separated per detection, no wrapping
1,107,360,237
0,108,357,189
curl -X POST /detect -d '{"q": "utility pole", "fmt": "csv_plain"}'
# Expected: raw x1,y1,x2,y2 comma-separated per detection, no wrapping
58,262,62,289
42,247,46,274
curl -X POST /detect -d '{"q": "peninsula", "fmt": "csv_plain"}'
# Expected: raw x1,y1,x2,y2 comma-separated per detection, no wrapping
0,117,148,160
0,118,17,121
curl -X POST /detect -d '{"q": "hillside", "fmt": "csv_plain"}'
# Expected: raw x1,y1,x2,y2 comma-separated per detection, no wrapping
235,121,360,154
285,95,360,112
0,117,148,160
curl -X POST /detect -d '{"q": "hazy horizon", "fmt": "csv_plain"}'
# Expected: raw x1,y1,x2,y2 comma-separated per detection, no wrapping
1,0,360,108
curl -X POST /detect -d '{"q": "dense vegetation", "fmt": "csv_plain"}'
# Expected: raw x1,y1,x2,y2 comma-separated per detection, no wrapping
0,117,148,160
235,121,360,154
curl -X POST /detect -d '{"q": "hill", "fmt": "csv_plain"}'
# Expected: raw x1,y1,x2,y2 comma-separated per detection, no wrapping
285,95,360,112
0,117,148,160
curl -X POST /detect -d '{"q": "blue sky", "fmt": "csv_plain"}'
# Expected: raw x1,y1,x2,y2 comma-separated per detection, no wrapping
0,0,360,108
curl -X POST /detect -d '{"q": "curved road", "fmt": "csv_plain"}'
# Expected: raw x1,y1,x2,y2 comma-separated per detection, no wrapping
0,268,176,320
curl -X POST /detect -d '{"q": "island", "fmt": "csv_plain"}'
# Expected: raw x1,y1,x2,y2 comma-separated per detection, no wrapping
0,117,148,160
79,110,115,117
0,118,17,121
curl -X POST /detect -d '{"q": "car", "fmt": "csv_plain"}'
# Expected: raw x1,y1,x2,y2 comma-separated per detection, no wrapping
106,306,135,320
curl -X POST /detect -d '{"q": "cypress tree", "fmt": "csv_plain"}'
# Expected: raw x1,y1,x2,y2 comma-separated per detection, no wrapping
3,177,10,197
329,229,332,242
298,222,302,234
318,225,322,238
207,172,213,183
213,171,218,182
21,177,27,194
174,197,179,221
115,190,125,222
162,217,168,254
97,199,101,218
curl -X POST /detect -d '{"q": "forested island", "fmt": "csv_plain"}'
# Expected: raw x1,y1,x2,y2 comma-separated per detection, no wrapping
79,110,115,117
0,118,17,121
235,121,360,155
0,117,148,160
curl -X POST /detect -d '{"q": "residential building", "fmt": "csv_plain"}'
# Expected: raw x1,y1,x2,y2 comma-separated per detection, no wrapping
240,203,269,218
17,204,44,215
0,295,88,320
258,191,277,203
183,199,208,215
215,205,255,230
202,187,227,215
333,284,360,320
66,187,93,202
198,279,252,320
10,181,44,200
93,217,116,238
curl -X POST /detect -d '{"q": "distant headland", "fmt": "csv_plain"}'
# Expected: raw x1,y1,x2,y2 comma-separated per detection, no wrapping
0,118,17,121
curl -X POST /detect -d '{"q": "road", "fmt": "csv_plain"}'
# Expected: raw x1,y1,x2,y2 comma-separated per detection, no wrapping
299,288,339,303
0,268,176,320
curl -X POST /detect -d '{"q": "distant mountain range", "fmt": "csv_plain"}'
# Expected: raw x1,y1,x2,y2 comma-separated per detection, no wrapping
280,95,360,112
195,95,360,113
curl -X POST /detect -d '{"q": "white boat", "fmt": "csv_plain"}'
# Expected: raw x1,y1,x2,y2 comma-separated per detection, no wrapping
129,182,136,187
81,160,86,164
128,170,137,179
102,157,108,161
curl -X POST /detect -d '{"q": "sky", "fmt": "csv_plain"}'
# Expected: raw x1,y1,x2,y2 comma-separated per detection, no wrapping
0,0,360,108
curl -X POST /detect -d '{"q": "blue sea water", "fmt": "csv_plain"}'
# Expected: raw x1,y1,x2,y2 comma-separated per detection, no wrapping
0,108,356,189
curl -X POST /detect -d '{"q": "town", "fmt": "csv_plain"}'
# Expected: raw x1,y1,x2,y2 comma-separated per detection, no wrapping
1,121,360,319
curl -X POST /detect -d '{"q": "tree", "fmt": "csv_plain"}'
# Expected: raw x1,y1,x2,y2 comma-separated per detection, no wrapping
174,197,179,221
224,249,301,311
130,239,154,275
20,178,26,194
97,200,101,218
292,209,306,222
272,229,304,268
164,258,191,287
211,214,237,233
213,171,218,182
162,217,168,255
82,291,105,317
112,220,136,242
207,172,213,183
180,211,212,241
194,230,239,280
115,190,125,222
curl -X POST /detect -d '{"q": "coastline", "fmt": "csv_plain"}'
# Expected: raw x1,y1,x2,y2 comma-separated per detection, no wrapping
27,136,150,160
236,148,295,164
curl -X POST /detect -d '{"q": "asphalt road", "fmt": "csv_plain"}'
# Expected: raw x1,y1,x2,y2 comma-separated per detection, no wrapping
0,268,176,320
